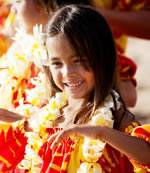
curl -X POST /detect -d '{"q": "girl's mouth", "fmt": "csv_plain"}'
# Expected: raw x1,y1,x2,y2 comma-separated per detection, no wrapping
64,81,83,90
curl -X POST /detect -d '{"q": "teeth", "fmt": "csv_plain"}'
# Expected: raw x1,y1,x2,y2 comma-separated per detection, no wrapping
67,81,82,87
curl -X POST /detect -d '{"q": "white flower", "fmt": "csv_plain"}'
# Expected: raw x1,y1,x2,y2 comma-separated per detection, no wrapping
104,94,114,108
78,90,121,172
19,159,31,168
32,24,49,66
25,75,47,106
77,163,102,173
12,27,26,42
33,24,43,40
82,137,105,162
104,90,121,110
16,101,39,116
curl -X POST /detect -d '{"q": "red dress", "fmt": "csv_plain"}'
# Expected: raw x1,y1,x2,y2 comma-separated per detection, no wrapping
0,121,143,173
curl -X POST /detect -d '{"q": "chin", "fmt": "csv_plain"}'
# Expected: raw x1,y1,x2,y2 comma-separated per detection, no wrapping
68,92,87,100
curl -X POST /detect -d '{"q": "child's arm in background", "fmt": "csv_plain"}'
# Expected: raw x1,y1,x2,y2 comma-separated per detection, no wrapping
96,7,150,39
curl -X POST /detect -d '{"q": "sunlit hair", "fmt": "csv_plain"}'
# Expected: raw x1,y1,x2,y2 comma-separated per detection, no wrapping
44,5,121,124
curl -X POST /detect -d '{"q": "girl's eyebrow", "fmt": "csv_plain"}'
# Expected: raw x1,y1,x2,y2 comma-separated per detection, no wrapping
50,57,60,61
50,54,78,60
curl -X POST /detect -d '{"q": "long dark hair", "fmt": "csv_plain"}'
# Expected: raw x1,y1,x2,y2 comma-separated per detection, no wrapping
44,5,120,124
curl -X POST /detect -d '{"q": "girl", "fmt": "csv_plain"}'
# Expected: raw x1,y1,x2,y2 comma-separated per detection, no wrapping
48,0,138,108
0,4,150,173
41,4,150,172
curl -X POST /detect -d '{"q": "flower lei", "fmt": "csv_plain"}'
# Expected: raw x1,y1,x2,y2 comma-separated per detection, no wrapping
0,25,48,112
18,92,68,172
77,90,121,172
18,90,121,173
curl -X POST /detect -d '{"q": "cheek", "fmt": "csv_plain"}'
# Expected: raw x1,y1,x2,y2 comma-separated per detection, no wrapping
50,68,57,81
51,70,62,88
90,76,95,89
86,72,95,88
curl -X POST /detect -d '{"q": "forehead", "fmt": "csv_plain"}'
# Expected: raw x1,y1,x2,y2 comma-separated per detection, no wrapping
46,35,75,59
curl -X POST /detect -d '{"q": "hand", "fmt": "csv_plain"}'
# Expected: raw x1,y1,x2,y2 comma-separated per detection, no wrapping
48,124,103,149
0,108,26,123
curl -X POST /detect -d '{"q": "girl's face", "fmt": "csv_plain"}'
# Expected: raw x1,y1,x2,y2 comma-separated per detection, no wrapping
14,0,48,33
46,35,95,100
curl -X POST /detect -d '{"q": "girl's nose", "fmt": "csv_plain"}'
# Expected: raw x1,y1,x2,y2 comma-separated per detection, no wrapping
62,64,76,78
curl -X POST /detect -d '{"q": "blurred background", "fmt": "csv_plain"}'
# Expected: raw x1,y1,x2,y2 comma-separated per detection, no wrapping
127,37,150,124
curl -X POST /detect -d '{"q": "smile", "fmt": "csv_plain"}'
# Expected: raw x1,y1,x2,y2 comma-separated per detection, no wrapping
64,81,83,88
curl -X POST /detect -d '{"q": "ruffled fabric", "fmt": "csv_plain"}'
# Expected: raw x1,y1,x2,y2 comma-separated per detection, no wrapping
0,120,27,172
0,120,142,172
40,128,75,173
117,54,137,86
123,122,150,172
37,127,136,173
131,125,150,172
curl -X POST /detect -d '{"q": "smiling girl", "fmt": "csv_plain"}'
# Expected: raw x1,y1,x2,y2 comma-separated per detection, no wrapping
0,4,149,173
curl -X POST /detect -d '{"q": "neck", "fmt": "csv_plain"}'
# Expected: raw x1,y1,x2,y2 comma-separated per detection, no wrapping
67,97,88,111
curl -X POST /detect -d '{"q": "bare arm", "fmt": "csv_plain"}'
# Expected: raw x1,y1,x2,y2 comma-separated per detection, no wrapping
100,126,150,165
48,124,150,165
97,8,150,39
0,108,33,132
0,108,26,122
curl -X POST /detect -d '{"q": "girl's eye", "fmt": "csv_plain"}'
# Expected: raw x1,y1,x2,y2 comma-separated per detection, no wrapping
74,59,81,63
74,58,87,64
51,62,62,67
